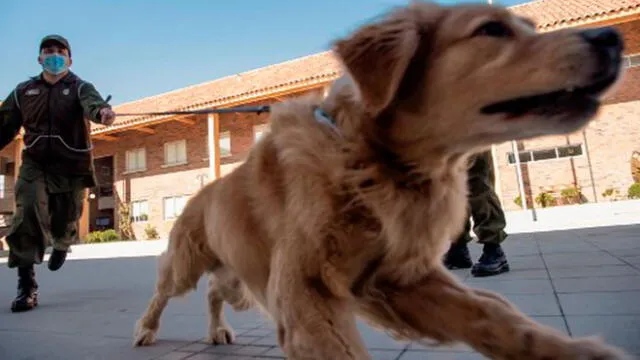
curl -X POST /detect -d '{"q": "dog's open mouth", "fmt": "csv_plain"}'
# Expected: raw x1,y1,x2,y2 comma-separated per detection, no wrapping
480,75,618,118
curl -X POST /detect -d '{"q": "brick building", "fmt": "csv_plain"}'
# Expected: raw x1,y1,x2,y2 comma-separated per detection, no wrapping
1,0,639,241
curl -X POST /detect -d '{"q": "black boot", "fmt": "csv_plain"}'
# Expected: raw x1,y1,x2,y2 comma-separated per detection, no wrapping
471,243,510,277
444,242,473,269
11,266,39,312
48,249,67,271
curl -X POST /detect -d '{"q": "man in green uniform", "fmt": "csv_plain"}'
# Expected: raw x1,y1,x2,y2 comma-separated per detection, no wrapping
444,151,510,277
0,35,115,312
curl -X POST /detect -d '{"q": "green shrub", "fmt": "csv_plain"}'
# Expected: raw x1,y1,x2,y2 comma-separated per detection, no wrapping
628,182,640,199
144,224,160,240
560,185,584,205
535,192,555,208
513,196,523,209
84,229,121,244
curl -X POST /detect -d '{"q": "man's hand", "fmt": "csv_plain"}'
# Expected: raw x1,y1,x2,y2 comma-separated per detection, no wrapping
100,107,116,126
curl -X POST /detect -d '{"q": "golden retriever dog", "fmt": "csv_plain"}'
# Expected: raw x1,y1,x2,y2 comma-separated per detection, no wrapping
133,1,629,359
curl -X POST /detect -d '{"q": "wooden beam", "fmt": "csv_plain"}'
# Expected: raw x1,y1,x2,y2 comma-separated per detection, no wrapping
134,127,155,134
175,118,195,125
94,134,118,141
174,116,196,125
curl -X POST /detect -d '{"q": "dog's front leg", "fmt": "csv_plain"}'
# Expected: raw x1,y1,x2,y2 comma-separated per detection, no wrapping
360,265,629,360
267,262,370,360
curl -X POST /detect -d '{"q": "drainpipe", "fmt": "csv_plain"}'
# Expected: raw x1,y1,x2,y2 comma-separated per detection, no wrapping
582,129,598,203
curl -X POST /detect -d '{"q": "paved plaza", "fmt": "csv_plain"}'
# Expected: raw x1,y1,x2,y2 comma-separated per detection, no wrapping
1,223,639,359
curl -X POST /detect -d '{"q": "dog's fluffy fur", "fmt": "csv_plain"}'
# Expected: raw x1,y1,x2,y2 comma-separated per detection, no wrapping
133,2,630,359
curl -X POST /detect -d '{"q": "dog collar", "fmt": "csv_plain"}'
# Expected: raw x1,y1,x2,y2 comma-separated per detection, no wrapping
314,107,341,136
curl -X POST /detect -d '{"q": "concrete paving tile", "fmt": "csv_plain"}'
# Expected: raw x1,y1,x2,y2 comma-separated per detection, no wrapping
399,350,486,359
250,335,278,346
0,330,187,360
203,344,270,356
608,247,640,257
369,350,404,360
543,252,624,268
260,346,285,358
240,328,273,337
179,342,212,353
623,255,640,266
357,321,409,350
538,240,600,253
553,275,640,293
504,254,546,270
588,237,640,251
558,291,640,315
499,245,539,257
566,315,640,355
231,335,262,345
465,278,554,294
154,351,195,360
548,264,640,278
186,354,248,360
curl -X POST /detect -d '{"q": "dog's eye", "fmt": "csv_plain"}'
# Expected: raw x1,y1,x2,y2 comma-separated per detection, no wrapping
472,21,513,38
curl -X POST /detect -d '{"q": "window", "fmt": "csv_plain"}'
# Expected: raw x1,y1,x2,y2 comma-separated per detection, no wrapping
507,144,584,165
253,124,269,142
624,53,640,68
164,139,187,166
532,149,557,161
163,195,189,220
125,148,146,172
0,175,6,198
219,131,231,157
131,200,149,223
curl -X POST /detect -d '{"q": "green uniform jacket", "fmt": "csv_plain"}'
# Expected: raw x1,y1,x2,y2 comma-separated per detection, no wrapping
0,72,111,178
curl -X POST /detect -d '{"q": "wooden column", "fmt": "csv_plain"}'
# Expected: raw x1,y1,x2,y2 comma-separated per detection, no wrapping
78,189,90,241
207,113,221,180
13,138,23,184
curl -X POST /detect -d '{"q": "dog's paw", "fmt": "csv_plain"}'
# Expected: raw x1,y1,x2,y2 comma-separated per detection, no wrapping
133,326,157,347
205,327,235,345
568,337,631,360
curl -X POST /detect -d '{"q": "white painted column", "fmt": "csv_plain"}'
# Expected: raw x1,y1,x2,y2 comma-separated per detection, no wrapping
490,145,503,206
207,114,220,181
511,140,528,211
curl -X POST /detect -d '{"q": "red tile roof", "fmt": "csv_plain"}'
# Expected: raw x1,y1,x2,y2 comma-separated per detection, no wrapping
511,0,640,31
97,0,640,134
97,52,341,134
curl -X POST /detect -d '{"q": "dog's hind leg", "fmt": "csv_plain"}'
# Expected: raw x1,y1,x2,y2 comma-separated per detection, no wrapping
205,268,255,345
358,265,629,360
133,248,207,347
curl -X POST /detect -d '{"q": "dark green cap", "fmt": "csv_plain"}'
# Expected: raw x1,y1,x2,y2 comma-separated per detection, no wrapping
40,34,71,57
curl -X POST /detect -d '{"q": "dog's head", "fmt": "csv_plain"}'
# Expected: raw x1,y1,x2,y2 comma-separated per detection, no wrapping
329,1,624,163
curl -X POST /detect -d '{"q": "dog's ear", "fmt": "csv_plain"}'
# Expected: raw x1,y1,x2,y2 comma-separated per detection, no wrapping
333,5,435,115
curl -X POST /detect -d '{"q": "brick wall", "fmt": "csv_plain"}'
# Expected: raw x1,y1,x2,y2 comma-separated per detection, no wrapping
493,19,640,211
495,100,640,211
89,98,281,239
615,20,640,54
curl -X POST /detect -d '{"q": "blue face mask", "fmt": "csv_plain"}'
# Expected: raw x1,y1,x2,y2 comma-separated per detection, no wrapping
42,54,68,75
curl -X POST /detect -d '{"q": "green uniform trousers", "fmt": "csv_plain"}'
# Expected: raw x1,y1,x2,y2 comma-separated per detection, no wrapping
454,151,508,245
6,157,88,269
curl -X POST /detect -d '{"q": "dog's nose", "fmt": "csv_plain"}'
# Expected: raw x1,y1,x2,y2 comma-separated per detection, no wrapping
580,27,624,52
